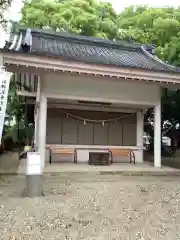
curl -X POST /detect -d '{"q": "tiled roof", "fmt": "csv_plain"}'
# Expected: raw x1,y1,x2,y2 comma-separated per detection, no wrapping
2,28,180,73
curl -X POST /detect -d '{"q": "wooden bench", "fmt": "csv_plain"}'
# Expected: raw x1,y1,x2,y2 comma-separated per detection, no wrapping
48,147,77,164
108,149,135,164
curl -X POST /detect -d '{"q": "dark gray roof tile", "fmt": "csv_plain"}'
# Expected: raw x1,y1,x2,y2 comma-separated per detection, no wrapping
2,28,180,73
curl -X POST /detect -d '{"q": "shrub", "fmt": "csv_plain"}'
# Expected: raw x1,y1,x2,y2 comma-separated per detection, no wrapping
0,139,4,154
4,136,14,151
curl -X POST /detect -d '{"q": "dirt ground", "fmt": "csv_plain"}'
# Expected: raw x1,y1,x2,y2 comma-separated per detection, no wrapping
0,151,19,174
0,174,180,240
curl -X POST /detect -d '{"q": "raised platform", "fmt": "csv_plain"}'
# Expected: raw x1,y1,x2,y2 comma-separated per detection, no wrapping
17,160,180,176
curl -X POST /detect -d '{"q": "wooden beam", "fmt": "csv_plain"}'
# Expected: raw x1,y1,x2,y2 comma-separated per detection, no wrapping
5,64,180,89
17,90,36,97
3,52,180,84
27,98,150,112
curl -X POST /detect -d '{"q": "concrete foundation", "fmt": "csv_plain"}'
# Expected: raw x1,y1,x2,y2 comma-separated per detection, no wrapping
24,175,44,197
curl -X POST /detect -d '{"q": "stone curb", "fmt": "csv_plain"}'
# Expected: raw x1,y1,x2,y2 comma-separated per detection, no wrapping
43,171,180,177
1,171,180,177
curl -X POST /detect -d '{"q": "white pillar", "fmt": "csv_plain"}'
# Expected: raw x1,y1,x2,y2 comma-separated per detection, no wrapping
0,54,11,145
38,94,47,168
34,77,40,149
136,111,144,162
154,102,161,167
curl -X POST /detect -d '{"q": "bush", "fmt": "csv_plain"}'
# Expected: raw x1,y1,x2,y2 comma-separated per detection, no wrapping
4,136,14,151
0,139,4,154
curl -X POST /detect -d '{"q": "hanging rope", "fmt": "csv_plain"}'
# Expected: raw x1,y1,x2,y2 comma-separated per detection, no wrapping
49,104,140,124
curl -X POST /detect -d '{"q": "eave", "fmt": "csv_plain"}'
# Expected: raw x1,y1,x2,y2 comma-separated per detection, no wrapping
1,51,180,85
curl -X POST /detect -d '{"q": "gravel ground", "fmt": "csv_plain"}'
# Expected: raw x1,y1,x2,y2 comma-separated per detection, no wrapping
0,174,180,240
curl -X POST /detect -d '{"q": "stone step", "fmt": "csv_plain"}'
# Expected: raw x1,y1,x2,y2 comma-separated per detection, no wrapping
89,161,111,166
43,170,180,177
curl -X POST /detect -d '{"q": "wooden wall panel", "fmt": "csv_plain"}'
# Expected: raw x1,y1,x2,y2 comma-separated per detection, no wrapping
62,118,78,144
109,121,123,145
122,123,136,146
46,108,137,146
46,109,62,144
78,122,93,145
93,123,109,145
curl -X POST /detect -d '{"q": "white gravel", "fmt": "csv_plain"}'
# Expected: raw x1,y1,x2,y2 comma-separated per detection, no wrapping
0,174,180,240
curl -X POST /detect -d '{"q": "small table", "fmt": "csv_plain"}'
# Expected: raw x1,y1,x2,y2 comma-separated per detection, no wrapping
89,152,110,165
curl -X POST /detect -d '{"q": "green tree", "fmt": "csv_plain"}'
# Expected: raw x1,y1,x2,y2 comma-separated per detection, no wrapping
118,6,180,147
0,0,12,28
21,0,118,39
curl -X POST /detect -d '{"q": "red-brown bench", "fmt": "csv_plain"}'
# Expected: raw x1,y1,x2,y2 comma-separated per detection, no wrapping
47,147,77,164
108,148,135,164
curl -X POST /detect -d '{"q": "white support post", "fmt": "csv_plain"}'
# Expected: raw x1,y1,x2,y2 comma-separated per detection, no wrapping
34,76,40,149
38,94,47,168
25,90,47,198
0,54,11,145
136,111,144,162
154,102,161,167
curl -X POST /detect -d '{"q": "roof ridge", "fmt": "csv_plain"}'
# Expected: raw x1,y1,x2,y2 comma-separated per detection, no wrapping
141,46,180,72
19,28,143,51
